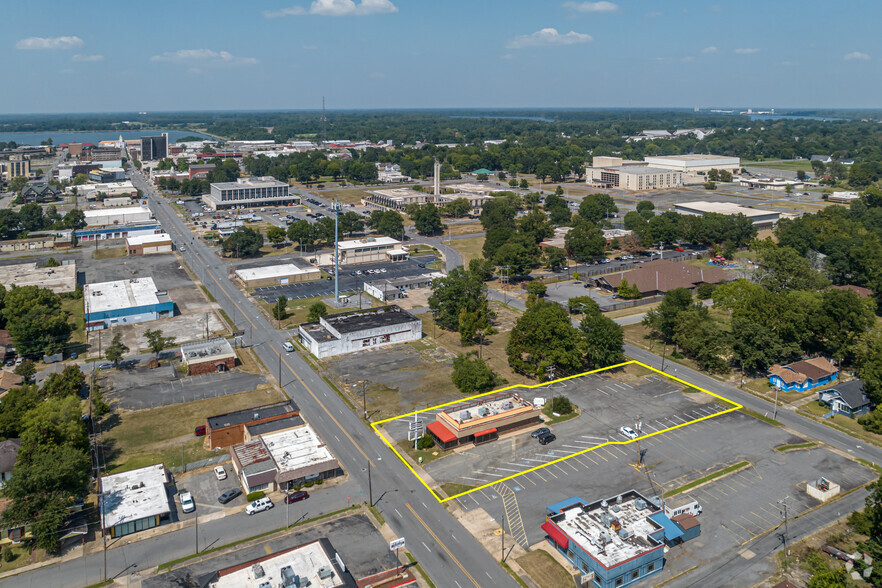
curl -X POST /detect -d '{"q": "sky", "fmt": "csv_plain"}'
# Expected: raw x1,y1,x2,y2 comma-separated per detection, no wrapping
2,0,880,114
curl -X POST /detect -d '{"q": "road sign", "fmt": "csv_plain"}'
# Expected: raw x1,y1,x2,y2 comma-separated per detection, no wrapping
231,330,245,337
390,537,405,551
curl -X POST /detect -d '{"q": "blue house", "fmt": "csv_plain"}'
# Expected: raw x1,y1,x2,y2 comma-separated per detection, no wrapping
769,357,838,392
543,491,665,588
819,380,872,418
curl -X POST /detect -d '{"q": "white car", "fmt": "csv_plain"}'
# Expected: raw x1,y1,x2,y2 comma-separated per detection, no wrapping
180,491,195,513
214,466,227,480
246,497,274,515
619,426,639,440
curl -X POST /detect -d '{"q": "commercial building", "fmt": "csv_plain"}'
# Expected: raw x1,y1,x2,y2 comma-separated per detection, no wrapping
83,205,152,226
672,200,780,228
362,187,437,211
363,273,441,302
542,491,667,588
209,538,357,588
0,155,30,183
643,154,741,183
21,183,62,203
298,305,422,359
594,260,730,297
100,464,170,538
203,176,299,211
76,221,162,242
180,338,237,375
738,177,804,191
769,357,838,392
206,400,301,450
336,236,408,264
188,163,215,179
588,165,683,191
828,191,861,204
0,262,78,294
0,235,59,253
125,232,172,255
84,277,174,331
426,392,542,450
819,379,872,418
234,263,321,288
103,196,134,207
140,134,168,161
230,422,341,493
89,167,126,182
81,180,139,199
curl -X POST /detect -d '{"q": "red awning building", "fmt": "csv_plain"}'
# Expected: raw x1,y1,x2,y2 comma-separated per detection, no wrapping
425,392,541,450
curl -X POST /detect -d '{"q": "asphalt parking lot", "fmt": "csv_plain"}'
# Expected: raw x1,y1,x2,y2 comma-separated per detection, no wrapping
253,255,439,302
106,366,266,410
173,460,241,521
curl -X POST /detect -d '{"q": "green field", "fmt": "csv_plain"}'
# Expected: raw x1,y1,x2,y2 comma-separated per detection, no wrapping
743,160,813,173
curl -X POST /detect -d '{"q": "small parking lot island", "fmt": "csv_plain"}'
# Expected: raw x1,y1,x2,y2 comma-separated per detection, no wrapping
298,305,421,359
84,277,174,331
180,338,236,375
99,463,170,538
234,263,321,288
426,392,542,450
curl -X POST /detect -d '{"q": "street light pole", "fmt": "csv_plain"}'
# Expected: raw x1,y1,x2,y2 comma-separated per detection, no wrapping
368,458,373,507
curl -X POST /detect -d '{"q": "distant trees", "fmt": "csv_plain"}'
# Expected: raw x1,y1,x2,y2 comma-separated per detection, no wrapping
366,210,404,238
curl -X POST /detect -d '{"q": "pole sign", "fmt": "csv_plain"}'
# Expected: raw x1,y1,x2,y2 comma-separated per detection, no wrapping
389,537,406,551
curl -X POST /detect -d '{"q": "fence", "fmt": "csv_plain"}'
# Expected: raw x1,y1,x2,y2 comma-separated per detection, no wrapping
602,295,663,313
171,453,231,475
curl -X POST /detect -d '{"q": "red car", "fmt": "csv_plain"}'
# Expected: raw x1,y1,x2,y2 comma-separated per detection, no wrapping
675,247,684,252
284,491,309,504
194,425,206,437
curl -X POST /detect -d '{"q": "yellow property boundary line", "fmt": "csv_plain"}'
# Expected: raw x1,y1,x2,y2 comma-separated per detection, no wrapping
370,360,743,503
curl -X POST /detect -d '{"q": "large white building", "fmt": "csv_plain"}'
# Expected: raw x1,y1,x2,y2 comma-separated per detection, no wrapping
673,200,780,228
298,305,422,359
203,176,300,211
100,464,170,539
84,277,174,331
336,236,408,264
234,263,320,287
588,166,683,191
83,205,153,226
642,154,741,184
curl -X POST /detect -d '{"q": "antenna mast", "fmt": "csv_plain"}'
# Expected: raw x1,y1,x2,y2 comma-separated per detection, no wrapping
321,96,327,145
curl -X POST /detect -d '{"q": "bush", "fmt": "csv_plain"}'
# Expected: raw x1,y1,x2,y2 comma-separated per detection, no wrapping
2,548,15,562
695,282,717,300
417,435,435,450
246,490,265,502
572,271,581,281
550,396,574,415
671,350,684,359
526,281,547,297
315,478,323,485
305,481,315,488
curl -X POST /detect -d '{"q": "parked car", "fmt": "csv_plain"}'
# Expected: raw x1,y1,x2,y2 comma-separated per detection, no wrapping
179,491,195,513
194,425,206,437
531,427,551,439
284,491,309,504
214,466,227,480
538,433,556,445
619,426,638,440
218,489,242,504
674,247,684,252
246,497,274,515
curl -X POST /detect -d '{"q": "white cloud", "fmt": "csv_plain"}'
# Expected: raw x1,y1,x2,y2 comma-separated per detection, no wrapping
645,11,662,18
264,0,397,18
681,56,695,63
150,49,258,66
506,28,593,49
700,46,717,54
16,36,83,50
844,51,871,61
72,54,103,62
734,48,760,54
302,44,318,51
562,1,619,12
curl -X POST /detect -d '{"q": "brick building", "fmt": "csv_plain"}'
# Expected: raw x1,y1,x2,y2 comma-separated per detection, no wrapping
180,338,237,376
205,400,301,450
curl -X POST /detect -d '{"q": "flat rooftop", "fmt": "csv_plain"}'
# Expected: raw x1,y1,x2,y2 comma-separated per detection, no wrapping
365,272,441,289
208,400,298,430
550,490,663,569
100,464,170,529
450,182,507,194
262,423,336,475
322,305,420,334
0,262,77,294
438,392,534,431
83,205,149,218
84,277,169,314
213,539,348,588
125,233,171,246
180,338,235,364
246,414,305,437
674,200,777,217
367,187,426,200
337,236,401,251
235,263,320,281
211,176,288,190
645,154,739,162
600,166,682,175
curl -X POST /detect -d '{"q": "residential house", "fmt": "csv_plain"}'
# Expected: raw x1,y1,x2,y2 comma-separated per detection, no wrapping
769,357,838,392
819,380,872,418
0,499,30,546
21,183,62,203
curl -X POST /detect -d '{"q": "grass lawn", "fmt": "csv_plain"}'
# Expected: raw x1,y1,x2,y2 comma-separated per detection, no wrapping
62,297,86,346
775,442,817,452
93,246,126,260
743,160,813,172
542,402,580,425
0,543,47,573
397,439,446,467
440,482,476,498
448,236,486,267
515,550,574,588
442,221,484,237
104,386,284,473
664,461,751,497
260,295,379,330
314,189,371,206
742,378,806,404
799,401,882,448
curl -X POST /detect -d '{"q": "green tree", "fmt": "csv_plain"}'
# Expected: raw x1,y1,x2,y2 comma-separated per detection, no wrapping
41,365,86,398
731,317,792,376
104,333,129,367
507,300,587,379
3,286,71,356
617,279,641,300
578,193,617,223
406,203,443,235
580,309,625,369
673,308,731,373
458,297,497,346
543,193,571,225
339,211,364,236
817,288,876,362
273,296,288,321
222,227,264,258
307,301,328,322
452,353,497,394
468,258,496,282
564,220,606,262
857,328,882,407
287,220,315,249
429,267,492,331
442,198,471,218
13,359,36,382
9,176,28,194
366,210,404,238
624,211,648,231
636,200,655,219
526,281,547,298
811,160,826,179
704,181,716,190
0,385,40,439
144,329,175,360
44,257,60,268
643,288,694,342
72,173,89,186
494,240,535,277
266,225,286,246
519,179,529,190
753,241,830,292
568,296,599,315
544,246,567,271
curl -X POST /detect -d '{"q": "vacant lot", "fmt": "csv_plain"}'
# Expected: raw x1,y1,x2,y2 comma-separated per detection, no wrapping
516,550,574,588
104,386,284,473
448,236,485,267
743,160,813,172
443,221,484,237
315,188,372,206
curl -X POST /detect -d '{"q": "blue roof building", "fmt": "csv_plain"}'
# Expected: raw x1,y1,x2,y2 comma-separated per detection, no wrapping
84,277,174,331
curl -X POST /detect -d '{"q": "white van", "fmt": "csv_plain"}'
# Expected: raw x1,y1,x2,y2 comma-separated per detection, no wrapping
283,341,294,352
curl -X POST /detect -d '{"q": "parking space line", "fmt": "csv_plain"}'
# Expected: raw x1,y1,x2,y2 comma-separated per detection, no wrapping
460,476,490,483
487,467,522,473
573,456,592,469
610,446,629,457
583,454,599,466
544,467,559,479
532,470,547,483
759,505,780,521
730,518,755,537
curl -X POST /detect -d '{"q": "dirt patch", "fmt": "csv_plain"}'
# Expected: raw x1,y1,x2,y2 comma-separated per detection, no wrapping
516,550,577,588
443,222,484,237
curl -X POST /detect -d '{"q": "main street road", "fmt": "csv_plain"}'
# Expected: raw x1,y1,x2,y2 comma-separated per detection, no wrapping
123,170,516,587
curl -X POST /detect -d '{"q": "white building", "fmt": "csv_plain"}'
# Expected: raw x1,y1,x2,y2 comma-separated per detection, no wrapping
83,205,153,226
100,464,170,539
80,180,138,199
203,176,300,211
363,273,442,302
336,236,408,264
828,191,861,203
738,177,804,191
588,166,683,191
234,263,321,287
673,200,780,228
125,233,173,255
298,305,422,359
362,187,437,211
642,154,741,184
84,277,174,331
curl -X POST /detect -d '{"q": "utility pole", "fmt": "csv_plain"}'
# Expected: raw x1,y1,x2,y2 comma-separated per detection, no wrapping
368,458,373,506
361,380,367,420
501,503,506,563
773,385,780,420
278,351,282,388
195,512,198,554
333,199,340,303
661,343,667,371
778,498,790,569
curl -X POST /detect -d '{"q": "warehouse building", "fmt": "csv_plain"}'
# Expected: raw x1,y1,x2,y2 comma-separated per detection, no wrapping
84,277,174,331
203,176,299,210
76,220,162,242
672,200,780,228
298,305,422,359
83,205,152,226
81,180,138,199
363,273,441,302
125,233,172,255
100,464,170,539
234,263,321,288
336,236,408,264
180,338,237,376
426,392,542,450
588,165,683,191
643,154,741,184
0,262,78,294
206,400,301,450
